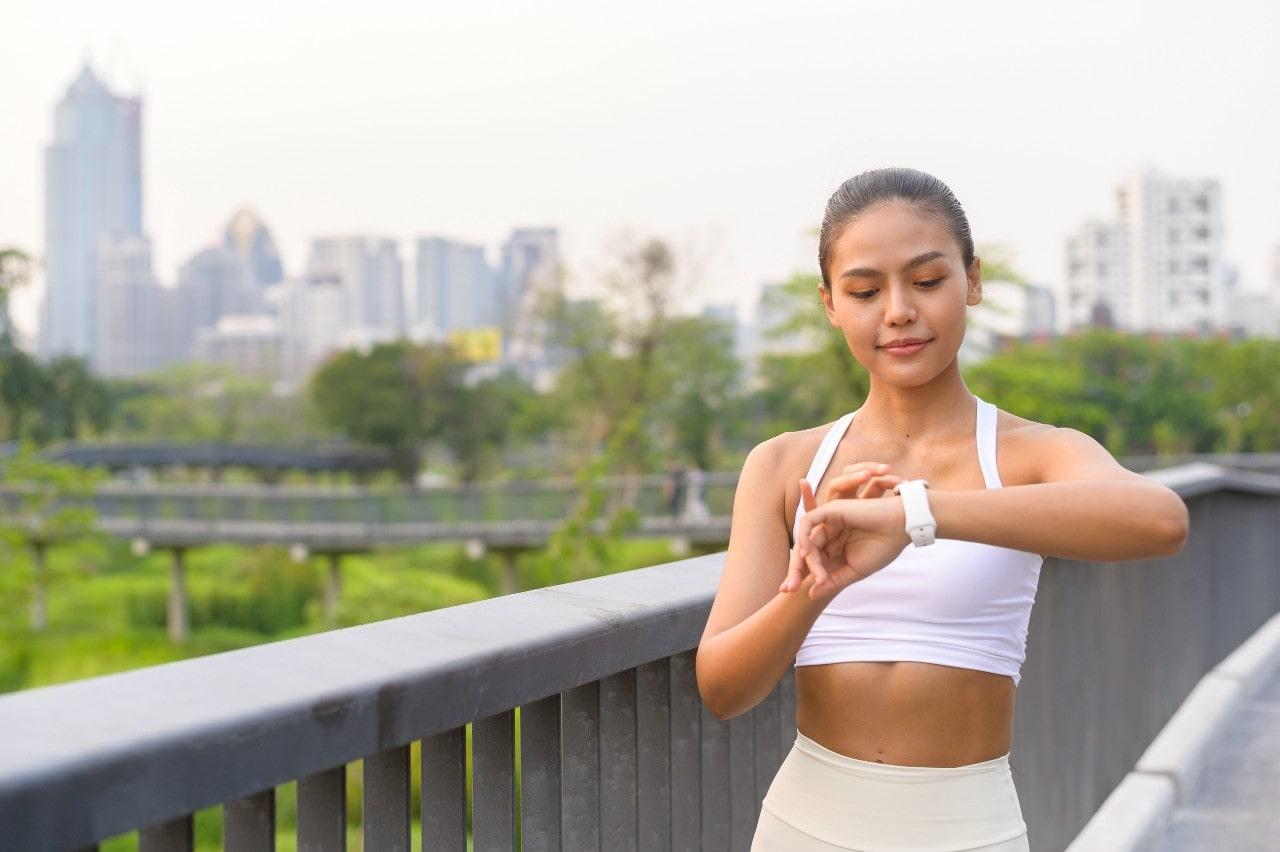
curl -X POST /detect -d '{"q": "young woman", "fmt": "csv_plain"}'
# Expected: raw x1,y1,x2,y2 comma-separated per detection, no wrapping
696,168,1189,851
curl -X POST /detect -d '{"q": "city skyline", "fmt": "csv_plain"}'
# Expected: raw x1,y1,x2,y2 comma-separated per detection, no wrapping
5,0,1279,337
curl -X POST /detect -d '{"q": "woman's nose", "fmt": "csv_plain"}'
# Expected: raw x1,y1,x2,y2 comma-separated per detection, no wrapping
884,284,917,325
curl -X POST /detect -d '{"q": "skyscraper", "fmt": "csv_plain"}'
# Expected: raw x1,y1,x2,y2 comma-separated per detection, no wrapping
499,228,559,380
224,208,284,290
1118,170,1224,333
1064,170,1225,333
41,65,143,367
307,237,405,339
1064,221,1129,329
414,237,497,336
97,234,171,377
176,244,262,361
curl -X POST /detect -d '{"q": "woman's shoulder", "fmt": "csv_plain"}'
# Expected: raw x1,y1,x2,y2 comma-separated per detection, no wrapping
992,407,1121,483
735,422,841,534
745,421,839,474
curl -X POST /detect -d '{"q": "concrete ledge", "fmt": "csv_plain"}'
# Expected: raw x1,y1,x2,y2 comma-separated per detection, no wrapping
1066,611,1280,851
1065,773,1175,852
1134,672,1242,804
1215,612,1280,698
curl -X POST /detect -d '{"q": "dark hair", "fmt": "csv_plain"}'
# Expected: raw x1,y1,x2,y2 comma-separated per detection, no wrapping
817,167,975,289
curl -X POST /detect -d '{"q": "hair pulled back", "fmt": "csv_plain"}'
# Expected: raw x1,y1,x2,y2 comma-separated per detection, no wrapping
818,168,974,289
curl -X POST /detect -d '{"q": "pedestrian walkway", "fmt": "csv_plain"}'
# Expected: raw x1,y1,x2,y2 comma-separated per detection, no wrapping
1156,657,1280,851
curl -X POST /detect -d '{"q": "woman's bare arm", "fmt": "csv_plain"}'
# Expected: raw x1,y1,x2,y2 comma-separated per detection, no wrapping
789,425,1189,599
697,437,849,720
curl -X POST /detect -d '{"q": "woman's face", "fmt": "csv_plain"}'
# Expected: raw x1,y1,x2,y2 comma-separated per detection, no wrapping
820,200,981,389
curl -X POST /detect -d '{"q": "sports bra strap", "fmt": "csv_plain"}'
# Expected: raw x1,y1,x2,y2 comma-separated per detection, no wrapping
976,398,1002,488
793,411,856,544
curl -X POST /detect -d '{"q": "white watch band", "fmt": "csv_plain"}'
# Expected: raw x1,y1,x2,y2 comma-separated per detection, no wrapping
895,479,936,547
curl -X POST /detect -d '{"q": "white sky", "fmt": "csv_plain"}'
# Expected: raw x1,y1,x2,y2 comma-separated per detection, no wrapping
4,0,1279,331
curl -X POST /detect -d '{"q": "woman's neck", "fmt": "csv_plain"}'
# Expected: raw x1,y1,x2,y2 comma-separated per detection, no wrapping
856,375,976,445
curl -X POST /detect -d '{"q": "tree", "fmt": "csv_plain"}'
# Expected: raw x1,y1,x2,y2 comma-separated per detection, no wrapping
0,248,33,341
743,272,871,438
655,315,742,470
0,449,101,631
441,371,547,484
543,237,681,472
310,341,463,484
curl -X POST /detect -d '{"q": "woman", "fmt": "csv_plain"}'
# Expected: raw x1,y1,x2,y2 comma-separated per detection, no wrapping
696,168,1188,851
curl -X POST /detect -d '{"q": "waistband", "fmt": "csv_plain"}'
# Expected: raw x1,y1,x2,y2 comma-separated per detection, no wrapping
757,732,1027,850
794,730,1012,778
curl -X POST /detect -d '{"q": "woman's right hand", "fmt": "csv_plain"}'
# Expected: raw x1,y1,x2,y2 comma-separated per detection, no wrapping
786,462,900,594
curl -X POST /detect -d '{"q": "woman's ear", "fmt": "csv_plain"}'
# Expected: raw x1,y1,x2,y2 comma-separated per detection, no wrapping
820,283,839,326
966,258,983,307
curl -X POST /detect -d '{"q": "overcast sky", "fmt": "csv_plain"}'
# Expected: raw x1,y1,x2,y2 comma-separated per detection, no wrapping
4,0,1278,330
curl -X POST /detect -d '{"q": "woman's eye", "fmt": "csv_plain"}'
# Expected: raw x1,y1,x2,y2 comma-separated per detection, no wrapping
849,289,878,300
916,278,943,289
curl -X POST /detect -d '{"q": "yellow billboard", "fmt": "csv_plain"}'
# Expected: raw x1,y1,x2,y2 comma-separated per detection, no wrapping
448,327,503,363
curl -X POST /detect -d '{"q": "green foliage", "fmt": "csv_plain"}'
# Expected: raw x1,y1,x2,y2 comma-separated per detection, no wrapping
442,370,550,484
310,341,464,484
0,449,103,631
966,330,1280,456
331,552,490,626
0,343,112,444
543,236,744,473
744,272,871,437
125,549,323,635
109,363,324,445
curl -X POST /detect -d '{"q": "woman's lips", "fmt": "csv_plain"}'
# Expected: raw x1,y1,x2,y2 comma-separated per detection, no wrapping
880,338,928,355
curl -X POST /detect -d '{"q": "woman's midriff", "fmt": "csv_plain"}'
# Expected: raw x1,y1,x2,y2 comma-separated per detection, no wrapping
795,661,1015,767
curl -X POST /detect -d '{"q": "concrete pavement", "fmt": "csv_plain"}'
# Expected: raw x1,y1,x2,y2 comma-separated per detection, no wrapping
1068,612,1280,851
1156,659,1280,850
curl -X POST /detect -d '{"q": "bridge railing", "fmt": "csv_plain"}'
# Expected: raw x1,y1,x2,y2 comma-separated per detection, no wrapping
0,472,739,526
0,553,788,852
0,463,1277,851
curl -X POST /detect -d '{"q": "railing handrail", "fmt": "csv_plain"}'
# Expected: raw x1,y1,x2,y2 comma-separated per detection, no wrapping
0,553,725,850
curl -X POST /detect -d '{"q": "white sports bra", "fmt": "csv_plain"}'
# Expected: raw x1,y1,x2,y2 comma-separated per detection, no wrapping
792,398,1044,685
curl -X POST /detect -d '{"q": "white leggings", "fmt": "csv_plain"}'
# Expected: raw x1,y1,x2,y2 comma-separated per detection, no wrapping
752,732,1029,851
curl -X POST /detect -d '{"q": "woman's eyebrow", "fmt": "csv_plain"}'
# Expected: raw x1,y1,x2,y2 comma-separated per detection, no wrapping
838,251,947,281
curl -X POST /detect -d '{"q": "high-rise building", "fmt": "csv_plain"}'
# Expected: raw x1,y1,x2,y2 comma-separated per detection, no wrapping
307,237,405,338
176,245,262,360
1064,221,1129,329
224,209,284,290
499,228,559,380
1118,171,1225,332
1064,171,1225,333
97,235,171,377
41,65,143,366
414,237,498,337
272,272,347,381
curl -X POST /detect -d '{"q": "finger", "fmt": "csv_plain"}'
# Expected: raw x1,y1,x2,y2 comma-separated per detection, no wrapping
839,462,891,478
800,478,817,513
800,523,835,596
825,470,872,501
780,542,810,593
858,474,904,499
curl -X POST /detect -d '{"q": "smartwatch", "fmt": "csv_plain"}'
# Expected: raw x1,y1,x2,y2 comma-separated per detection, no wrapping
895,479,936,547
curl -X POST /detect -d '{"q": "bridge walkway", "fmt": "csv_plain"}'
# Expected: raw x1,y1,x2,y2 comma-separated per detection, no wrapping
1156,658,1280,851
